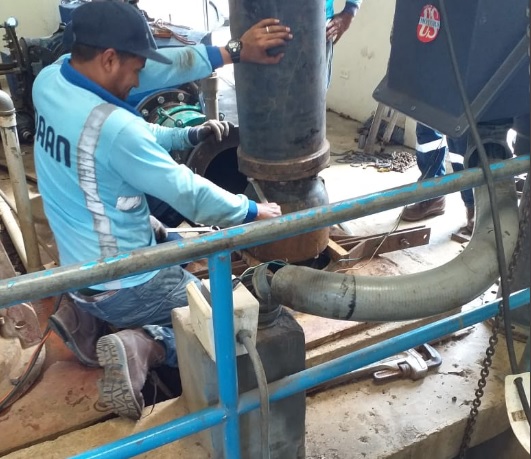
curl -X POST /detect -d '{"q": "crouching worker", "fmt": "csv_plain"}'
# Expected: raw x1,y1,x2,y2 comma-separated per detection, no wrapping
34,1,289,420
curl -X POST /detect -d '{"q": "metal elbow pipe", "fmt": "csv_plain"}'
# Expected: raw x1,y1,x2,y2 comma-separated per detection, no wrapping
0,90,15,115
271,178,520,321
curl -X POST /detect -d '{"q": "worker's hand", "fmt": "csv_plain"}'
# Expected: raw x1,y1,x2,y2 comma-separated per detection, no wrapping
255,202,282,221
188,120,232,145
240,18,293,64
149,215,168,242
326,9,357,44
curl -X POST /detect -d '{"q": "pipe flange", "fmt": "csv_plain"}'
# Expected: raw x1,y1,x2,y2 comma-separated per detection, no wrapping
237,140,330,181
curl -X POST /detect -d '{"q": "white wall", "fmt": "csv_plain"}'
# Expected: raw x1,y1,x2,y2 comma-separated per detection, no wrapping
0,0,60,52
327,0,416,147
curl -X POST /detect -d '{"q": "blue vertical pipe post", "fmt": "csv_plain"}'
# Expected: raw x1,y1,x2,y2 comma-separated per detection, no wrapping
208,252,241,459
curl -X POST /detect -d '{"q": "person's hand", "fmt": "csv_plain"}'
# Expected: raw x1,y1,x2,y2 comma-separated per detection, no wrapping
326,10,356,44
188,120,233,145
149,215,168,242
240,18,293,64
255,202,282,221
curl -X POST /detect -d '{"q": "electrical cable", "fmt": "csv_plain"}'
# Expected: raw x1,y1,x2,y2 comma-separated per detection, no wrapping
333,135,445,272
0,293,63,412
237,329,270,459
438,0,530,453
336,213,402,272
335,143,444,271
238,259,288,285
439,1,519,373
514,376,531,425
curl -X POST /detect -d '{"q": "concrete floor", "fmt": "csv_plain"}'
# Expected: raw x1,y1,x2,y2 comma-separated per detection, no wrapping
2,110,527,459
0,28,528,458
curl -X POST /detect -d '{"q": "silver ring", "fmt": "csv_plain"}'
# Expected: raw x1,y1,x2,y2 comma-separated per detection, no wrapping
266,26,270,33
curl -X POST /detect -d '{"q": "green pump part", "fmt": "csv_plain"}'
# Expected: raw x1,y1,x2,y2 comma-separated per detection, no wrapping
155,104,206,128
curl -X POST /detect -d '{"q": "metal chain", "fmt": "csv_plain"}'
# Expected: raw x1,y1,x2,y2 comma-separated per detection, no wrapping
459,180,529,457
459,19,529,448
459,6,529,455
508,177,530,287
458,313,501,458
459,168,530,458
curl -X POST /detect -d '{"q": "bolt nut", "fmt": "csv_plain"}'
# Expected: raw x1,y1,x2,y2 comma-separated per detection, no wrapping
157,96,165,104
177,93,185,102
399,238,410,248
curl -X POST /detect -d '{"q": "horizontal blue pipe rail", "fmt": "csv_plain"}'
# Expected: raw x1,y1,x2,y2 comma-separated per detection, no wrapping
0,155,526,459
243,289,530,410
0,155,528,308
72,289,529,459
72,405,226,459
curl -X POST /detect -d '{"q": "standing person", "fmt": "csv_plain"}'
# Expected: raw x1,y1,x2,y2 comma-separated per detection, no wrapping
402,124,474,233
325,0,362,87
34,1,292,420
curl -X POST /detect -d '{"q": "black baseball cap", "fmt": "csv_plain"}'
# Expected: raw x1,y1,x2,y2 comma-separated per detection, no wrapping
70,1,171,64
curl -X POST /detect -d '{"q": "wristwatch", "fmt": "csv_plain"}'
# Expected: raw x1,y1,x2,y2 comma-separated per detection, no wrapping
225,39,243,64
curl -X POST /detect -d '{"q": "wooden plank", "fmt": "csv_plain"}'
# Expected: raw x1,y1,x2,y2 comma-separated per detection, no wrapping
325,239,349,262
289,308,377,350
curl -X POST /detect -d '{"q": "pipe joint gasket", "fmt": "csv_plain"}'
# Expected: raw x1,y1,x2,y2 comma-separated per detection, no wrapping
237,140,330,181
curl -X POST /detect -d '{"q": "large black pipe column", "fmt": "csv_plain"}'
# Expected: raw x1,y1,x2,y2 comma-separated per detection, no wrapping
229,0,330,262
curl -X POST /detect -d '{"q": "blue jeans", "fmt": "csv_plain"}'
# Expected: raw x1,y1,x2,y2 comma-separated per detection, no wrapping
415,124,474,208
447,136,474,209
415,124,446,179
71,264,200,368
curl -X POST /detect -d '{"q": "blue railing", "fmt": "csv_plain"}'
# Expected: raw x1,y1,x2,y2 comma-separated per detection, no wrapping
0,155,528,459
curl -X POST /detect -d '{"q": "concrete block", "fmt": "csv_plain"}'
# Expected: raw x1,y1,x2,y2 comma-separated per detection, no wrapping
186,279,258,361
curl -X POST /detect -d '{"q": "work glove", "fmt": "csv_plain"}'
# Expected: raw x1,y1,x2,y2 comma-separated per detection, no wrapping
188,120,232,145
149,215,168,243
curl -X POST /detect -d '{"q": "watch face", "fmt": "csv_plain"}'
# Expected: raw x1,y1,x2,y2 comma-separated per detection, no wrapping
226,39,241,63
229,40,240,52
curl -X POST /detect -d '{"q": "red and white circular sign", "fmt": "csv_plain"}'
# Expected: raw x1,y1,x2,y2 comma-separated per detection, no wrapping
417,4,441,43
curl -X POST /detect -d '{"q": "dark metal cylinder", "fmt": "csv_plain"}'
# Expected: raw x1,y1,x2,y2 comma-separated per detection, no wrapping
229,0,331,261
229,0,329,181
247,177,330,262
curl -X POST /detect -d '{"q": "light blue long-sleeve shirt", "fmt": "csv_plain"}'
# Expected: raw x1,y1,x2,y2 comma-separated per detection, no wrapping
326,0,362,20
32,56,256,290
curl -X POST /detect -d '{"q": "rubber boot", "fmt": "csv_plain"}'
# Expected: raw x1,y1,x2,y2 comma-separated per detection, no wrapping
96,328,166,420
402,196,446,222
48,296,107,367
465,206,475,234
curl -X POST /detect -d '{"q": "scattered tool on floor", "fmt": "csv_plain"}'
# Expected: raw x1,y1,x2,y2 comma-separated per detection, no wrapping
307,343,442,395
